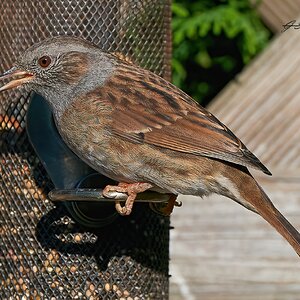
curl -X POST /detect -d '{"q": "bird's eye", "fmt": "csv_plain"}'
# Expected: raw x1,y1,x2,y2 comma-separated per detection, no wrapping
38,56,52,68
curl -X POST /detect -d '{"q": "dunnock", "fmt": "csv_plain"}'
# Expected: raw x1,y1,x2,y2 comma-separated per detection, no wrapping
1,36,300,256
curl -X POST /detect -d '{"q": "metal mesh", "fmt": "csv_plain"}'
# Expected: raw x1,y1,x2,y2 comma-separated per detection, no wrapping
0,1,171,299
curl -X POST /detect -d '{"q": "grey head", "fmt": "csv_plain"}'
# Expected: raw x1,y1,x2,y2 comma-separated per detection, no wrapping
0,36,116,116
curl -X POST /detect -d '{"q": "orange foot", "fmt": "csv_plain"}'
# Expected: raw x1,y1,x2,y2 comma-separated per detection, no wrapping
103,182,153,216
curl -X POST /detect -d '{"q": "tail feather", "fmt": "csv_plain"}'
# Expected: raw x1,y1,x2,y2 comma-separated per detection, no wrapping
254,187,300,257
223,164,300,257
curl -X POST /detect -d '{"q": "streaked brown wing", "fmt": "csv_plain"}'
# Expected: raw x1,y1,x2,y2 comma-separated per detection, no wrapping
101,61,271,175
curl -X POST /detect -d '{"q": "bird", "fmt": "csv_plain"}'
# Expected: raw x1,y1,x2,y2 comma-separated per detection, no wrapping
1,36,300,256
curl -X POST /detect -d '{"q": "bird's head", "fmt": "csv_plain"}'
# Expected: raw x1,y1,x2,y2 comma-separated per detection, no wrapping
0,36,114,112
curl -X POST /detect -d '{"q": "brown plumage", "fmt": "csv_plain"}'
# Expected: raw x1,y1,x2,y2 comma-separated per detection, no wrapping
0,36,300,257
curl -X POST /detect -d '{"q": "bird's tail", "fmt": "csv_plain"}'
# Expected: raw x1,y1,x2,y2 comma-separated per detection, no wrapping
230,171,300,257
252,185,300,257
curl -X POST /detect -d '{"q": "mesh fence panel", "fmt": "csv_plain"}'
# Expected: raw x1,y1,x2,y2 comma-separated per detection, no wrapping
0,1,171,299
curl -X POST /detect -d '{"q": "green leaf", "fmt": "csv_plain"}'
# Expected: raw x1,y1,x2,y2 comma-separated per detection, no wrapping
195,51,212,68
172,3,189,17
171,0,271,104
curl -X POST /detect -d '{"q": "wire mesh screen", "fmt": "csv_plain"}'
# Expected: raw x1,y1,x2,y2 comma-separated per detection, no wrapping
0,1,171,299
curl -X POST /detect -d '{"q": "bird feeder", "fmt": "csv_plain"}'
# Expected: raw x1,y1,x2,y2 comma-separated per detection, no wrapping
0,1,172,299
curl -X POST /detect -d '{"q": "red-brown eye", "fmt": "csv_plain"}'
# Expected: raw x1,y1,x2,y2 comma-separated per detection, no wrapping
38,56,51,68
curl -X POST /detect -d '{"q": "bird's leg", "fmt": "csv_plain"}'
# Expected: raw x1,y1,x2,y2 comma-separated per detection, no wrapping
150,194,182,216
103,182,153,216
163,194,182,215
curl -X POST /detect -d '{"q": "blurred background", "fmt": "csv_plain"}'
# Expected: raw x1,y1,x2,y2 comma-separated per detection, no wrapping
171,0,271,106
170,0,300,299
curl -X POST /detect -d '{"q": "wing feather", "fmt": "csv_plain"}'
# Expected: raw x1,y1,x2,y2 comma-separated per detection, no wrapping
100,60,271,175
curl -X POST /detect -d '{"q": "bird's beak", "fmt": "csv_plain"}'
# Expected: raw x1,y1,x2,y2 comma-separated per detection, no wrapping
0,67,34,92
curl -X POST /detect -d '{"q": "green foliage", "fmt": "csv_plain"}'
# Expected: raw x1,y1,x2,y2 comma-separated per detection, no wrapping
172,0,271,105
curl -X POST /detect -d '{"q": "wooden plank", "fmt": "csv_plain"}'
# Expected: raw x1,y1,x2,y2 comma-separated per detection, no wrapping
208,26,300,175
255,0,300,33
170,182,300,299
170,12,300,299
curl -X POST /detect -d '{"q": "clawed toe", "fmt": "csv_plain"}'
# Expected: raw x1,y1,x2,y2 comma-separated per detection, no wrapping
115,195,135,216
103,182,153,216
